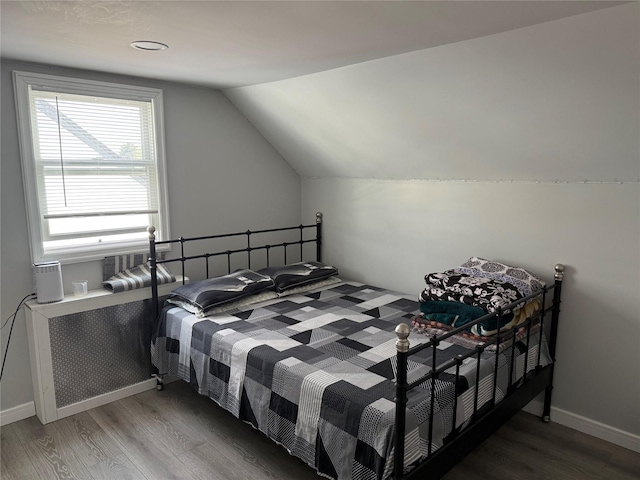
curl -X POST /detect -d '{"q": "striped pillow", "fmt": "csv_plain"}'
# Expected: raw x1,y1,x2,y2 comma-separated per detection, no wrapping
103,254,148,281
103,262,175,293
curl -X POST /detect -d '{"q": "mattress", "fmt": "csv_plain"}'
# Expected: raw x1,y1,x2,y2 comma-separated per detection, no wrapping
151,280,551,480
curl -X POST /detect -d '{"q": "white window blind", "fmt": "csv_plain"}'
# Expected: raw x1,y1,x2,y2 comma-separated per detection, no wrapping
14,71,170,263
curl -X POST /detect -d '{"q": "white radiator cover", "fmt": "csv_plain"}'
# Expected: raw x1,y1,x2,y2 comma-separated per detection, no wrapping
24,278,183,424
49,300,152,407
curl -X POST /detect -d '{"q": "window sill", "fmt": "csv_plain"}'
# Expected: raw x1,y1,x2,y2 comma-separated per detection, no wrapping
26,275,186,317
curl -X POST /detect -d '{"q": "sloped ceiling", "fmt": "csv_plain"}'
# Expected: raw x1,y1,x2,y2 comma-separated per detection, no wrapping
226,3,639,182
2,1,637,183
0,1,627,88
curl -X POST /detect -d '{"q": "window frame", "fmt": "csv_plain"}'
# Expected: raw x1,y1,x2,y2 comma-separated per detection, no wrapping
13,70,170,264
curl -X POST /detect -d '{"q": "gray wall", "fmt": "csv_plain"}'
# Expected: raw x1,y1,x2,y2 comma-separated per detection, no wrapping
1,60,301,411
225,4,639,183
301,179,639,437
227,3,640,439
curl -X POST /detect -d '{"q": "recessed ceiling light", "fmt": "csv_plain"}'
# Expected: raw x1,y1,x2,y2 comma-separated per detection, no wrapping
130,41,168,51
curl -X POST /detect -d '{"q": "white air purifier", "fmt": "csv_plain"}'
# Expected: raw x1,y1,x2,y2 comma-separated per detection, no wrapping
34,261,64,304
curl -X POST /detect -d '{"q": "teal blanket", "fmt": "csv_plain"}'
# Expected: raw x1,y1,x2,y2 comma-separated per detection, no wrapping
419,300,513,333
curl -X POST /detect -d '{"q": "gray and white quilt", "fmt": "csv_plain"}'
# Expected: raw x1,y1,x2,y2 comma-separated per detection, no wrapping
151,281,550,480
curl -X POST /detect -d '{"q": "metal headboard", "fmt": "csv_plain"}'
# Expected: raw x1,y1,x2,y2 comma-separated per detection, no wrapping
147,212,323,317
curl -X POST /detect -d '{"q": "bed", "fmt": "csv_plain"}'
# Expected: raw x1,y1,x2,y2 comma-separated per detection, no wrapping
147,213,564,480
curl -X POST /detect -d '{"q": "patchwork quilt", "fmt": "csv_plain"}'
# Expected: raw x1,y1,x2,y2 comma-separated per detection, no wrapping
151,281,550,480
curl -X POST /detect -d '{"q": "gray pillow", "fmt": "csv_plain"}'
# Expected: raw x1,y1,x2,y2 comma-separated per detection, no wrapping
169,269,274,310
257,261,338,293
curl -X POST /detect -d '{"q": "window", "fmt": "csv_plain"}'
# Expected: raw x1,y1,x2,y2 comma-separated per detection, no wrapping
13,71,170,264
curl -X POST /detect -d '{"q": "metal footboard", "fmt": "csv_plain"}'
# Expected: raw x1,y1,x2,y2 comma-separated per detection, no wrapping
393,264,565,479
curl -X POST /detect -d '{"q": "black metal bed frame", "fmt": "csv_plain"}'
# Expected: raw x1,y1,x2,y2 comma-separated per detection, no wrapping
147,213,565,480
393,264,564,479
148,212,323,319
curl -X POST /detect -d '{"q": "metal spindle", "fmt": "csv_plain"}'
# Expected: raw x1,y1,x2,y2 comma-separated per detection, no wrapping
508,327,517,391
523,318,532,380
299,224,304,260
179,237,186,284
492,330,501,409
473,346,483,420
246,231,251,269
537,287,548,371
451,356,462,434
427,335,438,457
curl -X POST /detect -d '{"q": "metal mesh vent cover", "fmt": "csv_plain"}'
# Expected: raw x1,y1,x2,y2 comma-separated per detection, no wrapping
49,299,154,408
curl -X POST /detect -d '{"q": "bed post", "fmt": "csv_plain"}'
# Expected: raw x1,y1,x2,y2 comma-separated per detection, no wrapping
542,263,564,422
148,226,159,319
316,212,323,263
394,323,410,480
148,226,165,391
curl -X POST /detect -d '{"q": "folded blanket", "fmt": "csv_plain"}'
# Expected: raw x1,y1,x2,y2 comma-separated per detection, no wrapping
411,315,542,353
455,257,545,296
419,261,544,337
103,262,175,293
419,296,542,336
419,299,517,336
419,301,487,327
422,271,524,312
419,299,487,318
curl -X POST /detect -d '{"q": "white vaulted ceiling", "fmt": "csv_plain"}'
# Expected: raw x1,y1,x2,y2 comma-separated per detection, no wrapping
0,1,625,89
2,1,637,182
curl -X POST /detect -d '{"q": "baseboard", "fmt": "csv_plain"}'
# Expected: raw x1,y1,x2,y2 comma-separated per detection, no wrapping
1,377,176,426
0,401,36,426
55,378,159,421
55,376,178,422
524,399,640,453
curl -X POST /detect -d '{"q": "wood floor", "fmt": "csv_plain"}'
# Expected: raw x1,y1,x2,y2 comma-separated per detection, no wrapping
2,381,639,480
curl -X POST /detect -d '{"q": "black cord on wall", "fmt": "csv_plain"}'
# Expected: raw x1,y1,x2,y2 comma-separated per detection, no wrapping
0,293,36,383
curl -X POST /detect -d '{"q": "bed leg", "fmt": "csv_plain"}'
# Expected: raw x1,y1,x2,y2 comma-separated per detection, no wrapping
154,374,165,391
542,385,553,422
